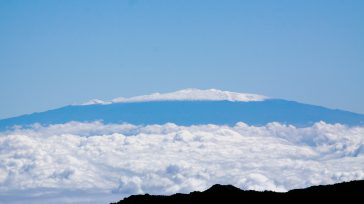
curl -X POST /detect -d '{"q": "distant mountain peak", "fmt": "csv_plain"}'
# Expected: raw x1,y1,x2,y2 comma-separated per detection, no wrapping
82,88,268,105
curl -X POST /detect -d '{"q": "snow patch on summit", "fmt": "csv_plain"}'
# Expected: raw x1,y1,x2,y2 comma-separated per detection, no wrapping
82,99,111,105
83,89,268,105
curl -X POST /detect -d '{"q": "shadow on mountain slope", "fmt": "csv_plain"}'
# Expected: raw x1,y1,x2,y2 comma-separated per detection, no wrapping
111,180,364,204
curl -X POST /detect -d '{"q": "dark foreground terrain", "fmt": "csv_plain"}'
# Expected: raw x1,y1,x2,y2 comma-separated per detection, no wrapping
111,180,364,204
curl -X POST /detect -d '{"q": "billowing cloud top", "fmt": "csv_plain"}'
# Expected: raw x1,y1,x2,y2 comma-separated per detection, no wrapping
1,121,364,204
82,89,268,105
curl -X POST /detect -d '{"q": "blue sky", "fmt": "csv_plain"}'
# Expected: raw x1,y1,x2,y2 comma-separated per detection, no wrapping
0,0,363,118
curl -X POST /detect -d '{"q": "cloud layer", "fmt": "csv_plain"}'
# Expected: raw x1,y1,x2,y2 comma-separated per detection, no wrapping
0,122,364,203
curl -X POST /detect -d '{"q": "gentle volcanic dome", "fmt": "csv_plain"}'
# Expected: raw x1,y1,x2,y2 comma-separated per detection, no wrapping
1,89,364,204
82,89,269,105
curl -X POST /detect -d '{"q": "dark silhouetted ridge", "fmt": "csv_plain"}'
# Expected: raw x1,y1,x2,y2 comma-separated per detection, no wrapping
111,180,364,204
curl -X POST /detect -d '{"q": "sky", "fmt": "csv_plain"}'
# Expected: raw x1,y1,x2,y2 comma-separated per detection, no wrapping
0,0,363,119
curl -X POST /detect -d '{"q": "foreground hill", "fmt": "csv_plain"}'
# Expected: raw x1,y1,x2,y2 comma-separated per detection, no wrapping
111,180,364,204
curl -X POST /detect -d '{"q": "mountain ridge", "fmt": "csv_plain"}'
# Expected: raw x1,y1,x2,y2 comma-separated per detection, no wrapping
111,180,364,204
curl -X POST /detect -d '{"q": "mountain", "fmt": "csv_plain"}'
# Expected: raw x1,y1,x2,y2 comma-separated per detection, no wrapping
111,180,364,204
82,89,268,105
0,89,363,130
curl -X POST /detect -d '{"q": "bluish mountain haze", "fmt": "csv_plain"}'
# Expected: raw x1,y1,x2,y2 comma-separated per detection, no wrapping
1,99,363,131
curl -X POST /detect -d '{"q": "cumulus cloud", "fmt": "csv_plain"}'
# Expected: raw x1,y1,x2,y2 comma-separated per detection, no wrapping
0,122,364,203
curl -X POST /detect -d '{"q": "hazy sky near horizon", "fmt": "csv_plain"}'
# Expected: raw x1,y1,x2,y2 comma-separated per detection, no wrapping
0,0,363,118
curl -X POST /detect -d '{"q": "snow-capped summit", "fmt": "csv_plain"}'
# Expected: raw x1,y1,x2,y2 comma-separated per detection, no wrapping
1,89,364,130
82,99,111,105
83,89,268,105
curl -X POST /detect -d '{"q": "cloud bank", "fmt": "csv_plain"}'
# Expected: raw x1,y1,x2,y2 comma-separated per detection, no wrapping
0,122,364,203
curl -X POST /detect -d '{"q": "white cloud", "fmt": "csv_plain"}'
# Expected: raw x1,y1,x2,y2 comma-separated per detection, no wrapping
82,89,268,105
0,122,364,203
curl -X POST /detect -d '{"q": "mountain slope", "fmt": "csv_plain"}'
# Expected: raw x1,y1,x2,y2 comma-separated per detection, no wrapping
1,89,364,130
0,99,364,130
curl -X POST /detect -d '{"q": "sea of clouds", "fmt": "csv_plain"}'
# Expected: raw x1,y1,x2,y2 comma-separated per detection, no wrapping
0,121,364,203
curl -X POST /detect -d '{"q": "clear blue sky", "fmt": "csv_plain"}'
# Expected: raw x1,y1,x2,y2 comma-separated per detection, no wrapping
0,0,363,119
